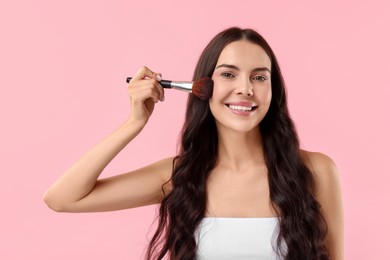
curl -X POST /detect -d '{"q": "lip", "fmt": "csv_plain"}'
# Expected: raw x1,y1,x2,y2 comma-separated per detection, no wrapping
225,101,258,116
225,101,257,107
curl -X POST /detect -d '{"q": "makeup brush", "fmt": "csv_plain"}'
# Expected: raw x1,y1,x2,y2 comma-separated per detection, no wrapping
126,77,213,100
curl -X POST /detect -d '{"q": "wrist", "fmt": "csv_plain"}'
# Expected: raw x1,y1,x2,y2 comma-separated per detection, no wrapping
124,117,147,131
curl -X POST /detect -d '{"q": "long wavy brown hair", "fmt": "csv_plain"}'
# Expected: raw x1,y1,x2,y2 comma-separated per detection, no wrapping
146,27,329,260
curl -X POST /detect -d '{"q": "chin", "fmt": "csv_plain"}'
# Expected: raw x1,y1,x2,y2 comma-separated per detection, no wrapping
217,121,261,134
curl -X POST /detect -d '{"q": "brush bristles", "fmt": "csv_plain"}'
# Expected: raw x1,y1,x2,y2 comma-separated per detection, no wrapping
192,77,214,100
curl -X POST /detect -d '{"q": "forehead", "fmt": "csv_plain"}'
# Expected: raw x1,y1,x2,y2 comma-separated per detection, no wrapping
216,40,271,69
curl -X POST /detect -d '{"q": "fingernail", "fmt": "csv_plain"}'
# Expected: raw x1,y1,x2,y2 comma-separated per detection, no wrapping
156,74,162,81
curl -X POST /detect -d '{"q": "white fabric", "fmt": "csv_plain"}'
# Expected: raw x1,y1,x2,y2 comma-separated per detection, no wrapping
195,217,284,260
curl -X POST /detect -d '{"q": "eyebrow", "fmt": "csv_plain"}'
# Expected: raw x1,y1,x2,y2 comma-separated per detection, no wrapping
215,64,271,73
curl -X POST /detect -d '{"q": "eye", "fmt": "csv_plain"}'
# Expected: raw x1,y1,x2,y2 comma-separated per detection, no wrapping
252,75,267,81
221,72,235,79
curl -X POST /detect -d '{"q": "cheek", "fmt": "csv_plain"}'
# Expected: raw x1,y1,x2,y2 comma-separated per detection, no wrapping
266,88,272,102
210,81,228,100
209,83,227,116
257,85,272,103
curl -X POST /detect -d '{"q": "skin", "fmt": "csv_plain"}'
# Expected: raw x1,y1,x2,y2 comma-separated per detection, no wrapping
44,41,343,259
206,40,274,218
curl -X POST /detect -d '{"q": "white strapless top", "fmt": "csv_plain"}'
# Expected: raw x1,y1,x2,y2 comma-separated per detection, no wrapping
195,217,285,260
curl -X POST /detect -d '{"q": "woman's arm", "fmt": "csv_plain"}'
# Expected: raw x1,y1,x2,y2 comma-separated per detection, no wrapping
43,66,172,212
304,151,344,260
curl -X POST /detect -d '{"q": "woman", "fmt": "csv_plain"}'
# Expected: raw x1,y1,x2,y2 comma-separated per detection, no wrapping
44,27,343,259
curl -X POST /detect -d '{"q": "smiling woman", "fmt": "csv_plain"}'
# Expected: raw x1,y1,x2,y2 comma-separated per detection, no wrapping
210,40,272,133
44,27,343,260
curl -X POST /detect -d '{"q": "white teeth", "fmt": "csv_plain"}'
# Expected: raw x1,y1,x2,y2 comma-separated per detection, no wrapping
228,105,253,111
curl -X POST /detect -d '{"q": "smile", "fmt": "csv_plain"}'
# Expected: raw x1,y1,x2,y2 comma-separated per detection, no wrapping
227,104,257,111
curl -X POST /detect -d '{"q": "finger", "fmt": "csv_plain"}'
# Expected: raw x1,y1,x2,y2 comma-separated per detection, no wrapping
152,77,165,101
129,82,162,103
132,66,157,81
135,78,164,102
148,83,164,103
156,73,162,81
136,87,161,103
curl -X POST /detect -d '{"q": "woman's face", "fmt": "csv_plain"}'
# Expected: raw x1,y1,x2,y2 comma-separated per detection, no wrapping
210,40,272,133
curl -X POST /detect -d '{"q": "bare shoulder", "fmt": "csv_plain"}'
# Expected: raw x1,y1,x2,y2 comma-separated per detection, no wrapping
300,150,344,259
300,150,340,192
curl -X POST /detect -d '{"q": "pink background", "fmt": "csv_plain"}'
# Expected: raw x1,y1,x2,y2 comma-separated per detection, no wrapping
1,0,389,259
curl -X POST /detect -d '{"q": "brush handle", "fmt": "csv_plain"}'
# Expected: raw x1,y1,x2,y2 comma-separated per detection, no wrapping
126,77,173,88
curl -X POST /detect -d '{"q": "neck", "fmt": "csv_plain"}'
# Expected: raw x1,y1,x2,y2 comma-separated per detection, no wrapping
216,127,265,171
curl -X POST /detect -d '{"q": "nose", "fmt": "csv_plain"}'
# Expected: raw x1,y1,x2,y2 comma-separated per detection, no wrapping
236,78,254,96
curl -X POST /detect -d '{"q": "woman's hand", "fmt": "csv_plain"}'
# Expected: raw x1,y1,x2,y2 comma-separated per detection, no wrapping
127,66,165,125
